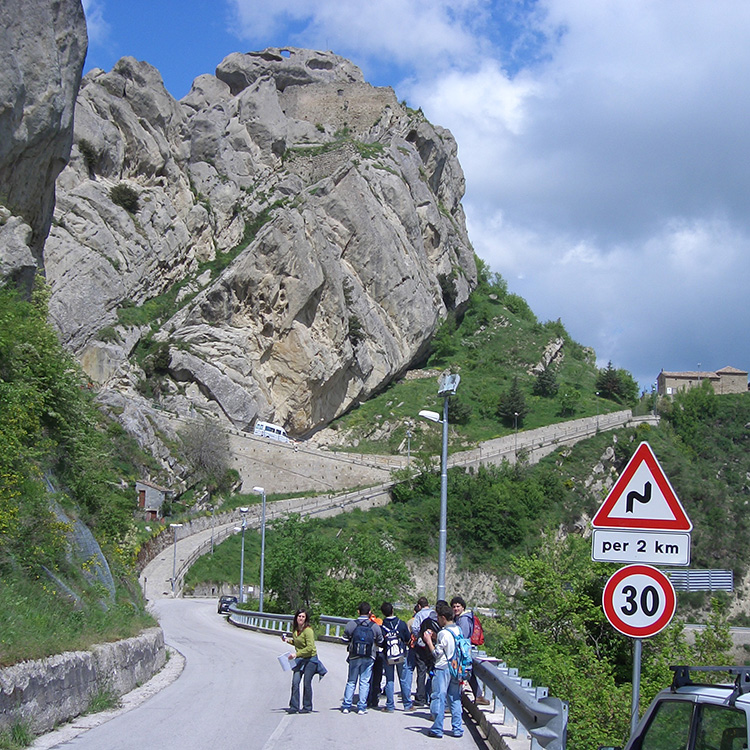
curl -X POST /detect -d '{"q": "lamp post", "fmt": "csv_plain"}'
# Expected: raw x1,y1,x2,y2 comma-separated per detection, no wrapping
514,412,519,460
406,427,412,467
237,507,249,603
418,373,460,603
169,523,183,594
252,487,267,612
595,391,600,431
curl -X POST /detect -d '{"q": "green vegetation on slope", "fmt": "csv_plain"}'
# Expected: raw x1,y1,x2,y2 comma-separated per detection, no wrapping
0,280,156,666
331,262,639,453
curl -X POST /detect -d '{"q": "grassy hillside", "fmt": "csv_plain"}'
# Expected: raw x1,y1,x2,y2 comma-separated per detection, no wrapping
328,263,639,454
0,281,157,667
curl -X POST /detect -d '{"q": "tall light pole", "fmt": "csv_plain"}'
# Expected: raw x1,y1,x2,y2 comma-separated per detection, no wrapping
406,427,412,467
169,523,183,594
252,487,267,612
418,373,460,603
595,391,600,431
514,412,519,460
237,507,249,603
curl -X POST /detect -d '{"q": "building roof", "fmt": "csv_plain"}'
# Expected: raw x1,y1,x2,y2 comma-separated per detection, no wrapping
715,365,748,375
135,479,171,493
659,371,718,380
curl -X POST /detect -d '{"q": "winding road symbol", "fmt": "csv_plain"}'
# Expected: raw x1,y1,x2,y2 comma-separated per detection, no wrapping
626,481,652,513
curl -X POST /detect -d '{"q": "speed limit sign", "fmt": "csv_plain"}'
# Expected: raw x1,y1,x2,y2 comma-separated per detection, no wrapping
602,564,676,638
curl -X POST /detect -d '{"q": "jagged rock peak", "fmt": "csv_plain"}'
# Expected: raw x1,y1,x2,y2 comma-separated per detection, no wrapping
46,47,477,464
215,48,365,96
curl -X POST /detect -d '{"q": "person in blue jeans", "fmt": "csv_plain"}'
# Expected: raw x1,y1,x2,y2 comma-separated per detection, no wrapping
422,602,464,738
379,602,412,711
341,602,383,715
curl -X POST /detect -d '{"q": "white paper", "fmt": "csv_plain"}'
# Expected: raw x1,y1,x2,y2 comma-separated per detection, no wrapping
278,651,294,671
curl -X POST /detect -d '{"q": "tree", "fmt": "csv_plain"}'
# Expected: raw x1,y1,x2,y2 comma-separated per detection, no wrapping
497,376,529,427
179,418,233,499
533,366,559,397
596,361,638,405
558,388,581,416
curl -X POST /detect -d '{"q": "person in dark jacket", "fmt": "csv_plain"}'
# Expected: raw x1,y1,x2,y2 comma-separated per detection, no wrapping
379,601,412,711
341,602,383,714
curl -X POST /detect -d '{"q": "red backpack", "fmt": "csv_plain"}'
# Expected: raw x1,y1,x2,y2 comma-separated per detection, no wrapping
470,613,484,646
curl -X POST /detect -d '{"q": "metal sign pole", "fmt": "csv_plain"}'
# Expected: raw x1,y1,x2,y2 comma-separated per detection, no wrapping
631,638,642,738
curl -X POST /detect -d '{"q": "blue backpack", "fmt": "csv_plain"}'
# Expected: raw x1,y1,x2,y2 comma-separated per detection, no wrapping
448,628,473,682
349,619,375,658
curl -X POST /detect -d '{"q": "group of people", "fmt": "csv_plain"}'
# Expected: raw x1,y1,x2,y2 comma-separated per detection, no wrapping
282,596,486,739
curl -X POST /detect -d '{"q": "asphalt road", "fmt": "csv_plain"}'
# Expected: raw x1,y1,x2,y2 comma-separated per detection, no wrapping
45,599,484,750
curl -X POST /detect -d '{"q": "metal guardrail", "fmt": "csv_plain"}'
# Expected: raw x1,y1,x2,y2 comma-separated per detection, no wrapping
227,609,350,641
471,658,568,750
663,569,734,592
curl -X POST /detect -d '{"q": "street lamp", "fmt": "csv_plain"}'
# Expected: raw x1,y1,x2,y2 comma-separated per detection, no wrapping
237,507,249,603
418,373,460,602
169,523,183,594
514,412,519,460
252,487,267,613
595,391,600,431
406,426,412,467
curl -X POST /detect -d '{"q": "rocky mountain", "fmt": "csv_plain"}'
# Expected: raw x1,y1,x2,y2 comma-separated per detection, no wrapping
44,48,477,445
0,0,87,288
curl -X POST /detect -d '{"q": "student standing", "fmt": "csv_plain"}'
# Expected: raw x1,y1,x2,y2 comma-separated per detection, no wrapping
422,602,464,739
341,602,383,714
283,608,325,713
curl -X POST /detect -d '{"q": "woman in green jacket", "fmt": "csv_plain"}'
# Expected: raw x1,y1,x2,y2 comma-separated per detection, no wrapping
284,608,324,713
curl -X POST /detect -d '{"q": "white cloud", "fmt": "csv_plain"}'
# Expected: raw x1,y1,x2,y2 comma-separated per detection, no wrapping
225,0,750,383
81,0,110,47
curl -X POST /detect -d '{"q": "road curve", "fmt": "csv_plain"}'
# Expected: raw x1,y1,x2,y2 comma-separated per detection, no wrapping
47,599,484,750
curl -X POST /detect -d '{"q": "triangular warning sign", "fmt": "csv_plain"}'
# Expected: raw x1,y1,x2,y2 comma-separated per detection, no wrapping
592,442,692,531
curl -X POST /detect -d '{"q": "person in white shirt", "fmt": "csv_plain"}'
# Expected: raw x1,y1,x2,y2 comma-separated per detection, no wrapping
422,602,464,739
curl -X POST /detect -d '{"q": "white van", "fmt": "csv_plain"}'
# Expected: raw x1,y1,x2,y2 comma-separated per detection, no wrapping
253,420,290,443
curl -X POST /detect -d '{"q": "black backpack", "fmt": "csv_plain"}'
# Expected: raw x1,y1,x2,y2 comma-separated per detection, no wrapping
349,619,375,658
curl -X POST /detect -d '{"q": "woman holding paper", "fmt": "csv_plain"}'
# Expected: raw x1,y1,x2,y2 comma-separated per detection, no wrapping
283,608,326,713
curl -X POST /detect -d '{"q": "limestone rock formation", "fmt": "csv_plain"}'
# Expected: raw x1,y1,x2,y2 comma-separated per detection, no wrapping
45,48,477,442
0,0,87,287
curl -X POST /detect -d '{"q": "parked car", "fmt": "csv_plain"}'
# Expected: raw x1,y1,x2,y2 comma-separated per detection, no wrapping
621,666,750,750
217,595,237,614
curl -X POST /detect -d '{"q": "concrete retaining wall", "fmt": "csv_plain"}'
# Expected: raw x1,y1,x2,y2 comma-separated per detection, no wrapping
0,627,165,734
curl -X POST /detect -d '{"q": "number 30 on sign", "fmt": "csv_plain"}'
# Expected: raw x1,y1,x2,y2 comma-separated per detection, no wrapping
602,564,676,638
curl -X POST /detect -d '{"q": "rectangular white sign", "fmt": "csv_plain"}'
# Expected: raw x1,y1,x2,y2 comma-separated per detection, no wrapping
591,529,691,566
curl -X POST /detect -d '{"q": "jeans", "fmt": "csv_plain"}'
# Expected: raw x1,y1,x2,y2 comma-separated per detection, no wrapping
400,648,415,707
290,658,314,712
342,657,374,712
383,658,411,710
429,668,463,737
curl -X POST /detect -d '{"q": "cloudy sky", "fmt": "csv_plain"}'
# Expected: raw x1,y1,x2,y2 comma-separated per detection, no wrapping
82,0,750,390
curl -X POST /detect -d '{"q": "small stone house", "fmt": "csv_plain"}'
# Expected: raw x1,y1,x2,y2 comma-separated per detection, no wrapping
135,480,171,521
657,366,748,396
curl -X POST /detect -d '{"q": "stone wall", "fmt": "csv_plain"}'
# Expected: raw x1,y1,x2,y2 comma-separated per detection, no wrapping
0,627,165,735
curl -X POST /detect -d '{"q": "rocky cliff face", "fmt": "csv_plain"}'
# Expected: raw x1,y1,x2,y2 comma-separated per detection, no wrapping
0,0,87,289
45,48,477,439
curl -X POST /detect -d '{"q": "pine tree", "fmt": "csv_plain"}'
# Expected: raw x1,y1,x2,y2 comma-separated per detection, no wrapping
497,376,529,427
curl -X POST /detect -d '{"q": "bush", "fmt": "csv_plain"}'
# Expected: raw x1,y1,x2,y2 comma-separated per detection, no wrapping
110,183,140,213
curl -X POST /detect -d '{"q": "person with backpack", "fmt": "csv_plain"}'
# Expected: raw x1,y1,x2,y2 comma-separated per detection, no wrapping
379,602,412,712
411,597,440,707
451,595,489,706
341,601,383,715
422,601,471,739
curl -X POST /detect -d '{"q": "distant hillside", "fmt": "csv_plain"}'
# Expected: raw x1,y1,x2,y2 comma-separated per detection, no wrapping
318,263,639,455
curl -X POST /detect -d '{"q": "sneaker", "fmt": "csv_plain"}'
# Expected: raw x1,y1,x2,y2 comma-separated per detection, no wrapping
341,708,350,714
475,696,490,706
404,703,414,711
428,731,443,739
383,707,395,713
452,732,464,738
358,709,368,715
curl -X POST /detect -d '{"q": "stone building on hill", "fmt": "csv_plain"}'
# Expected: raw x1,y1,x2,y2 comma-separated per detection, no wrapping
657,366,748,396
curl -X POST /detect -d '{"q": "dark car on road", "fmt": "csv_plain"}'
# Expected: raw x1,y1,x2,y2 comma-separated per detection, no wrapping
217,595,237,614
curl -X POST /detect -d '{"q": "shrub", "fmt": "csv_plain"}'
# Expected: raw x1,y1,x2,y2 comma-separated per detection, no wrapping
110,183,140,213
